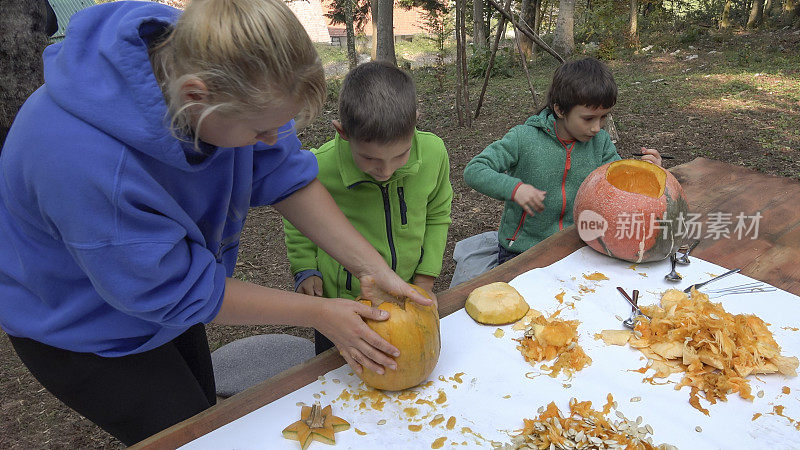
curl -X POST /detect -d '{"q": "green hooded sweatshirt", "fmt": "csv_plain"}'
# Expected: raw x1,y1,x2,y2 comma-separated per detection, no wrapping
464,109,620,253
283,130,453,300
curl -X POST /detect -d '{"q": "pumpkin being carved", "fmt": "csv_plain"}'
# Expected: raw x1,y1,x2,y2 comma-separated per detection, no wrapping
573,159,689,263
357,285,440,391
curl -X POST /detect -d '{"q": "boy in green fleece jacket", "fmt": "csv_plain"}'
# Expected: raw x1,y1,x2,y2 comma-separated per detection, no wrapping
284,61,453,354
464,58,662,265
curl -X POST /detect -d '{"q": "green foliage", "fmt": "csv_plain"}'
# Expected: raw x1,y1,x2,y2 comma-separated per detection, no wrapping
313,43,348,65
417,5,455,91
596,37,618,60
326,77,343,104
576,0,630,46
325,0,372,32
678,25,705,45
467,45,516,79
398,0,447,14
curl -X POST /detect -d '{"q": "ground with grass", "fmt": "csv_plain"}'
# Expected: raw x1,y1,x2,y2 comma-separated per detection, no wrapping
1,29,798,448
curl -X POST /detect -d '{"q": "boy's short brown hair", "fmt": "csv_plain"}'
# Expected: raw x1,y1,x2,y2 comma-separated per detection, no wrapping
338,61,417,144
545,57,617,115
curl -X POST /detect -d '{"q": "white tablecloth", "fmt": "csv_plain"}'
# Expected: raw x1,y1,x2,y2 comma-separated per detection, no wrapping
183,247,800,449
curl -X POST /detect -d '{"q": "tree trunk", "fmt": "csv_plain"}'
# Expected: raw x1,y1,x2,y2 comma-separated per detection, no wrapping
344,0,359,70
519,0,532,58
370,0,378,60
473,0,487,48
552,0,575,57
629,0,638,43
535,0,544,33
747,0,765,27
719,0,734,29
375,0,396,64
518,0,542,59
782,0,799,25
767,0,782,17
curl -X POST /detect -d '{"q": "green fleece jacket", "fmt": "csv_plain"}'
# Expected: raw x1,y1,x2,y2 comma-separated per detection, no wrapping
464,109,620,253
283,130,453,300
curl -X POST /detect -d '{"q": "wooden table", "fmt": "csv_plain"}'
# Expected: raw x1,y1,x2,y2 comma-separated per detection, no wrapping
135,157,800,449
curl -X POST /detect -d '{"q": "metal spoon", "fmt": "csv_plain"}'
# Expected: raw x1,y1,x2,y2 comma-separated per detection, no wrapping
676,240,700,265
617,287,649,329
665,252,682,282
683,268,741,293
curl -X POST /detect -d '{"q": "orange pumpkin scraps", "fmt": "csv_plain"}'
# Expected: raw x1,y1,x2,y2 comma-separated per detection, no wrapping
503,396,676,450
282,403,350,449
516,313,592,378
599,288,799,414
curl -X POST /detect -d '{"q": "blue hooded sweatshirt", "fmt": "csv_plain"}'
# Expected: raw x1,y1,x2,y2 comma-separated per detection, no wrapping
0,2,318,356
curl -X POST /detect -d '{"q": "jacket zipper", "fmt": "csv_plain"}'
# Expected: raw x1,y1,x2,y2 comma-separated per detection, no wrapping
506,213,527,247
345,269,352,290
555,129,575,231
397,186,407,225
346,181,398,272
380,185,398,271
559,146,573,230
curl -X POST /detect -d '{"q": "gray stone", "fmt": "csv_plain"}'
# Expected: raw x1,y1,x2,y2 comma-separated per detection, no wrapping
212,334,315,397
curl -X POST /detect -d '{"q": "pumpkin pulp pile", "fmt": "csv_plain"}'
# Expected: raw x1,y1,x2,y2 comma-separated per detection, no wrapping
515,310,592,378
598,289,799,415
501,394,676,450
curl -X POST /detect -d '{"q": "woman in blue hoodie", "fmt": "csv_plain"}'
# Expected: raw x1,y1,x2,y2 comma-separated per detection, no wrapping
0,0,431,444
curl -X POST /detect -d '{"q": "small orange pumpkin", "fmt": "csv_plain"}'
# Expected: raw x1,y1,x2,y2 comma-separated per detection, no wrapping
357,285,440,391
573,159,689,263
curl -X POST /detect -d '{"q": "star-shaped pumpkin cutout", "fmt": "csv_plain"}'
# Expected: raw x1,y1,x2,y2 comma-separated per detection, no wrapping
282,402,350,449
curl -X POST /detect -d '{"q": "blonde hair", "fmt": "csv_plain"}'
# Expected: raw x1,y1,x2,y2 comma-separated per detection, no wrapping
150,0,325,146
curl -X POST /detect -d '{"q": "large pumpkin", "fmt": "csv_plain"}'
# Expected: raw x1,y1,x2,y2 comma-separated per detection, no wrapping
573,159,689,263
357,285,440,391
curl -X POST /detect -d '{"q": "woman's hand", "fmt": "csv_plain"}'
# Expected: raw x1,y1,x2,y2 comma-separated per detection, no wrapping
297,275,323,296
358,268,433,307
513,184,546,216
639,147,662,167
314,298,400,375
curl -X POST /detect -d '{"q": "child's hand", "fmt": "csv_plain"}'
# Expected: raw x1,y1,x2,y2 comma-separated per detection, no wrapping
315,298,400,375
639,147,662,167
513,184,546,216
412,274,438,305
412,274,435,295
297,276,323,296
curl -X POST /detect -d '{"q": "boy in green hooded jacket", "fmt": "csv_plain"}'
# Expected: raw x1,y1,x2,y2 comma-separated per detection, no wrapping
284,61,453,353
464,58,662,265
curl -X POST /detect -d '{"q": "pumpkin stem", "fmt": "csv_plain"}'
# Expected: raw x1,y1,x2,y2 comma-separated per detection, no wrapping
305,403,325,428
